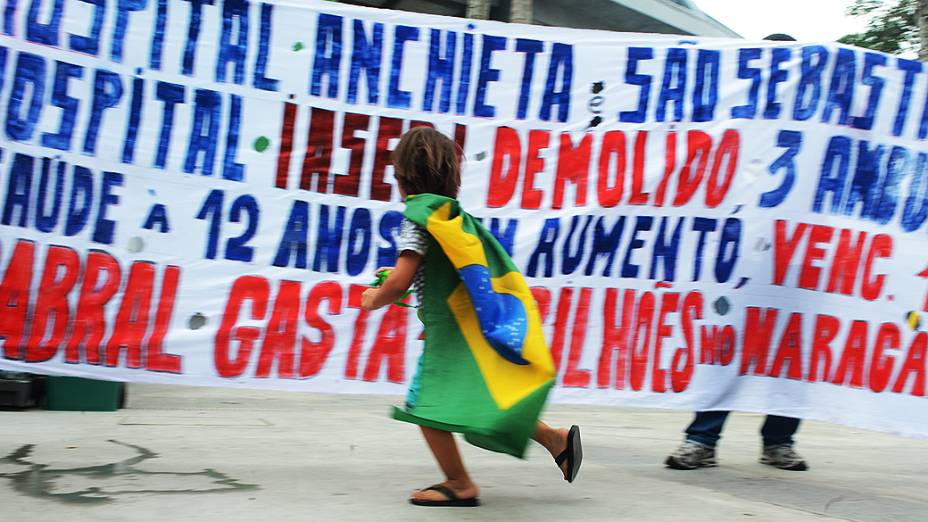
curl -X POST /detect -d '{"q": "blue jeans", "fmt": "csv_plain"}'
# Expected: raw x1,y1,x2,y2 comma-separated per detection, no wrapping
686,411,800,448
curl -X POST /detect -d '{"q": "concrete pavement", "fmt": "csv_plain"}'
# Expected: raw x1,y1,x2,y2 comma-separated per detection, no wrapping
1,384,926,521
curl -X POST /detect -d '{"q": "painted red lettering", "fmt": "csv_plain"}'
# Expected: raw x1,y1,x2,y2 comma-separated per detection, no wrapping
214,276,270,378
521,130,549,209
66,251,121,365
27,246,79,362
773,220,807,286
300,281,343,378
740,307,778,375
798,225,834,290
487,127,521,208
563,288,592,388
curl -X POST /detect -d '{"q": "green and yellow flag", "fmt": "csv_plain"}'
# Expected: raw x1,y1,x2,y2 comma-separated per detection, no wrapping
392,194,556,458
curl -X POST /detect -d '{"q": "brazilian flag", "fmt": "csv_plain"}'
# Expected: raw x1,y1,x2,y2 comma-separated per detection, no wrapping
392,194,556,458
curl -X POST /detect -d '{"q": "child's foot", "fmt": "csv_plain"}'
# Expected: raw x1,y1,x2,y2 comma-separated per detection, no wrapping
547,428,571,477
410,480,479,504
539,427,573,476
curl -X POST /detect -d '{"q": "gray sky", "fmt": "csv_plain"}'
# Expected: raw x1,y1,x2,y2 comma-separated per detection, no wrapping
695,0,869,42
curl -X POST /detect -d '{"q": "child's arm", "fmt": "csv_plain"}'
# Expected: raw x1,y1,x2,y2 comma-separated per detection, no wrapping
361,252,422,310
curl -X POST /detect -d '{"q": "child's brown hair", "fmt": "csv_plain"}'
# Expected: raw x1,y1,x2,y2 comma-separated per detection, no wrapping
392,126,461,198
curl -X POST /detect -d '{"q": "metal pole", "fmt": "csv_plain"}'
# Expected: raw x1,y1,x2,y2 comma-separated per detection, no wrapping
510,0,533,24
466,0,490,20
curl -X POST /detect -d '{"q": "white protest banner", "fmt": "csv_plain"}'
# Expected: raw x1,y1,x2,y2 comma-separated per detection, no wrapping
0,0,926,438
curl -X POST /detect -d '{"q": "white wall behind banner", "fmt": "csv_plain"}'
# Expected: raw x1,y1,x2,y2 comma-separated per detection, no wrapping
0,0,927,438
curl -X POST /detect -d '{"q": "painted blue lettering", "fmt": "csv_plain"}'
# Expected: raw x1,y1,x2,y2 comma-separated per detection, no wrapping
540,43,572,122
584,216,624,276
692,49,720,122
387,25,419,109
150,0,168,69
813,135,852,213
154,81,186,169
764,48,791,119
657,48,687,122
122,76,145,164
111,0,147,63
514,38,542,120
181,0,215,75
35,158,64,233
3,0,18,35
41,61,83,151
83,69,124,155
852,52,887,131
902,153,928,232
69,0,105,55
455,32,474,114
5,52,46,142
488,217,518,256
253,3,279,91
376,211,403,268
1,153,33,227
346,208,372,276
423,29,456,113
822,48,856,125
142,203,171,233
893,59,922,137
794,45,828,121
759,130,803,208
715,218,741,283
347,19,382,104
620,216,652,278
873,146,908,225
66,166,93,236
619,47,653,124
562,215,592,275
474,34,506,118
310,13,342,98
92,171,123,245
843,140,884,218
526,218,560,277
216,0,248,85
650,217,683,281
274,200,310,268
184,88,222,176
27,0,63,46
313,205,346,272
731,48,761,119
222,94,244,181
690,217,716,281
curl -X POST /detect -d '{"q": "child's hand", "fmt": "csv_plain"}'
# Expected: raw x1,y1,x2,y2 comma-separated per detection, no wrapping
361,288,380,311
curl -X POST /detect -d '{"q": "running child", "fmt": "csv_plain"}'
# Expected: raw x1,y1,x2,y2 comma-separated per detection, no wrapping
361,126,582,507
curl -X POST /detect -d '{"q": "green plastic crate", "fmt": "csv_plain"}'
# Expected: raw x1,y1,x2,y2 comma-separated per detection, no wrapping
45,377,122,411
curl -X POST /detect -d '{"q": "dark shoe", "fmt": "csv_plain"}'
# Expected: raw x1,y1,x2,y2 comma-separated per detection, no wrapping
409,484,480,507
760,444,808,471
665,440,717,470
555,425,583,483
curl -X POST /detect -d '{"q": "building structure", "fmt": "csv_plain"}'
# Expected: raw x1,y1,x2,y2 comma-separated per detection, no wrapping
340,0,740,37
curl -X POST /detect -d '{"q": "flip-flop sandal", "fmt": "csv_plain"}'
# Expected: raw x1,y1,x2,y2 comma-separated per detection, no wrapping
409,484,480,507
555,425,583,483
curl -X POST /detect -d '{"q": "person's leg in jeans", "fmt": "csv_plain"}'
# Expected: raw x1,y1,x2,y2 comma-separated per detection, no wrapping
759,415,808,471
686,411,731,448
666,411,730,469
760,415,800,447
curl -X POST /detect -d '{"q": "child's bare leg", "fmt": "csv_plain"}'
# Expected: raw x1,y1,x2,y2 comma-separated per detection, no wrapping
533,421,570,476
411,426,480,501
